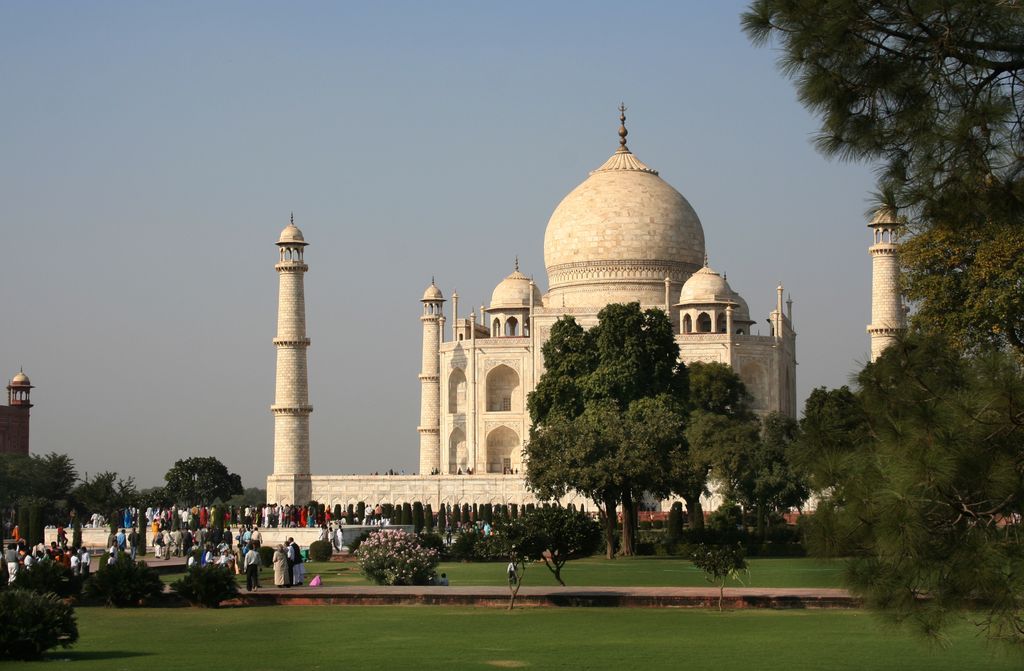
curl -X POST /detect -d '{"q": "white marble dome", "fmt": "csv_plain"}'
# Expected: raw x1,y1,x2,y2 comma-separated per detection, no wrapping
490,266,542,309
543,141,705,308
422,281,444,302
277,222,306,246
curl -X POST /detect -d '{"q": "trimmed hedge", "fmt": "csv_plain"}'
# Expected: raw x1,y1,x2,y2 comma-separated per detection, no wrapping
12,559,83,598
308,540,333,562
82,553,163,607
171,564,239,608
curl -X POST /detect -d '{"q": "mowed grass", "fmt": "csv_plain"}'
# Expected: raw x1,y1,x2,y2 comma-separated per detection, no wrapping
280,556,847,589
16,606,1020,671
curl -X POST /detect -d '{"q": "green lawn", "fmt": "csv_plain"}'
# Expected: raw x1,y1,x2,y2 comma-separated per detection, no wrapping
278,556,847,589
14,606,1019,670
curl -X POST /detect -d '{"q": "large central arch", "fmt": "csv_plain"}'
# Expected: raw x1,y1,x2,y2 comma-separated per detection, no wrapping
485,425,520,474
486,364,520,412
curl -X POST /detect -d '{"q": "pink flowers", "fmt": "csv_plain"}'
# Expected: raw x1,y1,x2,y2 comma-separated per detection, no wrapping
357,530,439,586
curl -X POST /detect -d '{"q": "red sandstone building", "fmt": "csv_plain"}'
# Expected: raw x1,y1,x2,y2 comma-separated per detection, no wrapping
0,370,32,455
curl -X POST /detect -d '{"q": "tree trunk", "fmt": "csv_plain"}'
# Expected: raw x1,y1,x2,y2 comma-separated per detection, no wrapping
601,493,617,560
685,497,704,531
620,492,636,557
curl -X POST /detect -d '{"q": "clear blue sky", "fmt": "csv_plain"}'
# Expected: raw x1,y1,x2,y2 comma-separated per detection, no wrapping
0,1,877,488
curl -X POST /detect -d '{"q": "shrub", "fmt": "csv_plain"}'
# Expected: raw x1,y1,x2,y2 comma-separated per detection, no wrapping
258,545,275,568
667,502,684,541
82,553,162,607
171,565,239,608
418,532,445,556
357,529,439,586
691,543,748,611
347,530,372,553
412,502,425,532
12,559,83,598
652,520,664,529
450,529,480,561
0,589,78,660
424,504,434,532
639,520,653,530
308,540,333,562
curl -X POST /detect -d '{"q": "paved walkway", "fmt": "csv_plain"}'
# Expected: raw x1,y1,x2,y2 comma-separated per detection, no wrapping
226,584,857,609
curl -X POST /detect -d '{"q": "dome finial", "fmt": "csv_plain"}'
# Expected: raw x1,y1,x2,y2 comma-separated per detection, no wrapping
618,102,629,152
290,212,294,225
703,253,709,267
514,256,519,272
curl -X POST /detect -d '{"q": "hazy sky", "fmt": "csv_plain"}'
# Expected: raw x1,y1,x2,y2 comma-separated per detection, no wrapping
1,2,878,488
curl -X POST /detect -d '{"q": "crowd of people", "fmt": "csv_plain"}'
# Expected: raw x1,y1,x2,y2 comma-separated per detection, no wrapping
3,538,92,586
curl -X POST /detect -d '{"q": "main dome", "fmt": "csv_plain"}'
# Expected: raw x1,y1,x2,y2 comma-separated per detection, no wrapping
543,116,705,308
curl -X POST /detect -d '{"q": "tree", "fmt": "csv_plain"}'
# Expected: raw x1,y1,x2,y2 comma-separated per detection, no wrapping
690,543,748,611
673,362,755,530
163,457,243,506
71,472,137,520
520,506,602,586
490,515,547,610
526,305,688,557
711,413,810,541
802,333,1024,645
789,386,869,492
743,0,1024,353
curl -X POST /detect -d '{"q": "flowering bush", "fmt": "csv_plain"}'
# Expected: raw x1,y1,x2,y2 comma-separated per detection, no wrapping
357,529,439,586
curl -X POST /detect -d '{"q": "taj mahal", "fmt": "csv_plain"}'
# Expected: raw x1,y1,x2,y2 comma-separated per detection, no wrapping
265,107,903,510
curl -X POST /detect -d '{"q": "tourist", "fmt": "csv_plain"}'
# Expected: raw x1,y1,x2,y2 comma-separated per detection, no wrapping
69,547,80,575
438,572,449,586
243,541,261,591
4,543,18,585
272,544,287,587
128,526,140,560
507,560,517,586
78,546,90,576
284,537,295,586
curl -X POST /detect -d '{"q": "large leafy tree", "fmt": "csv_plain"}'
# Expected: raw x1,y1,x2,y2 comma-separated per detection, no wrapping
0,452,79,524
526,304,688,557
803,333,1024,645
743,0,1024,353
71,472,138,520
163,457,243,506
710,412,809,540
673,362,755,530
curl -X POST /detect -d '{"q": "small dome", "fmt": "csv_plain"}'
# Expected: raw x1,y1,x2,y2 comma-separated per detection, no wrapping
869,206,902,227
678,265,734,304
277,217,307,246
9,371,31,387
422,281,444,302
490,266,543,310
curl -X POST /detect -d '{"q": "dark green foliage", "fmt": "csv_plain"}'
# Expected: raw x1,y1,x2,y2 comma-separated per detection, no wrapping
0,452,78,524
472,503,479,522
171,564,239,608
450,529,481,561
743,0,1024,354
462,503,470,522
526,306,689,558
691,543,748,610
381,503,393,520
519,506,602,585
356,502,366,522
511,504,519,518
333,504,342,520
71,471,137,521
17,507,29,541
401,502,413,526
308,540,333,562
482,503,493,525
82,553,163,607
667,502,684,541
163,456,243,506
437,504,446,529
424,504,434,532
13,559,83,598
0,588,78,660
418,532,444,555
412,502,425,532
28,505,42,546
258,545,275,567
799,333,1024,644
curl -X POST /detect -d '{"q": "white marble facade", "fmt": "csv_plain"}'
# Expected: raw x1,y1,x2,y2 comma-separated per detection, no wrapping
269,111,798,508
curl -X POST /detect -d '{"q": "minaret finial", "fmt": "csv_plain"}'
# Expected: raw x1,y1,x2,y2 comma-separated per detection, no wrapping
514,256,519,272
703,253,709,267
431,275,436,286
290,212,294,225
618,102,628,151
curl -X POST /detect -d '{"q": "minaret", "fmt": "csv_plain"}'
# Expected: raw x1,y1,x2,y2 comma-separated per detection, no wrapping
867,206,905,361
419,279,444,475
3,369,32,455
270,215,312,504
